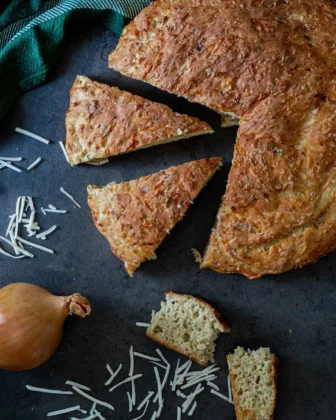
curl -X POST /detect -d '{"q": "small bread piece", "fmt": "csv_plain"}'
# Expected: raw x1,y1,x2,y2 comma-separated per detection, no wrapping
65,76,213,165
227,347,278,420
87,157,222,275
147,291,231,365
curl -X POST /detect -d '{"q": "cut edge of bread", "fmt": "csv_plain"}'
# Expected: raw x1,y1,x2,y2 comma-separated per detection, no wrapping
110,128,214,162
146,291,231,365
72,128,214,166
227,347,279,420
107,65,241,130
221,112,241,127
124,251,157,276
198,207,223,269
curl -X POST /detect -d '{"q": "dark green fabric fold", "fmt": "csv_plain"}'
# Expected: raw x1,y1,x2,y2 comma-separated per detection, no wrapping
0,2,131,121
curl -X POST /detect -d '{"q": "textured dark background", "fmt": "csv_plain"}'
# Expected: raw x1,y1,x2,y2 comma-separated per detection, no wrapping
0,23,335,420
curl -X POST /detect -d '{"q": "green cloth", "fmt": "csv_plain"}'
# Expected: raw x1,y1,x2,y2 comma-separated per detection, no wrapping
0,0,151,121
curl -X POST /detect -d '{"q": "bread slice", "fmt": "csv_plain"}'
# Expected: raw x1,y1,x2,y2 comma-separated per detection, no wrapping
65,76,213,165
147,291,231,365
87,157,222,276
227,347,278,420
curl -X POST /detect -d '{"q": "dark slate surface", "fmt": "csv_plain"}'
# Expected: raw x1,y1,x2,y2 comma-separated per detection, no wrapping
0,24,335,420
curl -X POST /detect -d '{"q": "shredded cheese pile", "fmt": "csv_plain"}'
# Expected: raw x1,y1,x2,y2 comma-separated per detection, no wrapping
26,346,234,419
0,190,80,259
1,128,82,258
2,121,82,258
0,196,54,258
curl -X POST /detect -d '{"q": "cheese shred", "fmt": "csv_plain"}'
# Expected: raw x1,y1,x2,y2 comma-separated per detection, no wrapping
36,225,57,240
133,352,160,362
0,159,22,172
16,236,54,254
154,367,163,408
131,400,150,420
210,389,234,404
127,392,133,412
0,248,25,259
16,127,50,144
44,208,67,214
72,386,115,411
0,156,22,161
188,401,197,416
47,405,81,417
0,235,34,258
137,391,154,411
108,374,142,392
26,385,73,395
60,187,81,208
65,380,91,391
27,157,42,171
228,375,232,403
105,363,122,386
207,381,219,391
59,141,69,162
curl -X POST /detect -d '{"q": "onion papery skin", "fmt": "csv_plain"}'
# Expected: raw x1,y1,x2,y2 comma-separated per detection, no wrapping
0,283,90,371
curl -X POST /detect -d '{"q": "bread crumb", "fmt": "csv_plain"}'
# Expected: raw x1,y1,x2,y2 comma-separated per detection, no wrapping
191,248,203,264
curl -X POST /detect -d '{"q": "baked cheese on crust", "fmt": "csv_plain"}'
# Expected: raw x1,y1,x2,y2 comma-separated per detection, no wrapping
109,0,336,278
87,157,222,275
65,76,213,165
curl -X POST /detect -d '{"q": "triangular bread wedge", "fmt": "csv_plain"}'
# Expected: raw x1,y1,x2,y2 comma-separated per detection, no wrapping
65,76,213,165
87,157,222,275
227,347,278,420
147,292,231,365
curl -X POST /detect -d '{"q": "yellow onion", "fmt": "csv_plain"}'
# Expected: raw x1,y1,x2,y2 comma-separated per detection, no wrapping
0,282,91,371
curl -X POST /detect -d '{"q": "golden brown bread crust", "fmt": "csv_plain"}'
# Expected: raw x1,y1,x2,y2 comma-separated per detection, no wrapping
147,291,231,365
109,0,336,277
87,157,222,275
227,350,279,420
202,94,336,277
65,76,212,165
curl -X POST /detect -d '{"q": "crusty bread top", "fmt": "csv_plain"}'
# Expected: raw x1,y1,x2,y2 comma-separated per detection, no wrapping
109,0,334,117
201,92,336,277
109,0,336,277
146,291,230,365
65,76,212,165
227,347,278,420
87,157,222,275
